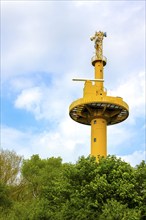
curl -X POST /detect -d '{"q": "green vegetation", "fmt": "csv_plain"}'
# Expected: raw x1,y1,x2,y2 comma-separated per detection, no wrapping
0,149,146,219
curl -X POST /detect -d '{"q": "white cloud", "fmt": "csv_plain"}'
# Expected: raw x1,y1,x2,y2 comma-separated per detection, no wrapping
1,123,145,166
13,70,84,121
14,87,43,119
1,1,145,82
10,77,36,92
108,124,135,153
1,126,33,157
118,150,146,167
1,119,90,163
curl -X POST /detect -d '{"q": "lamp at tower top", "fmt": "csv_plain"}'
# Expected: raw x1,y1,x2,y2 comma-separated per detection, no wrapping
90,31,107,67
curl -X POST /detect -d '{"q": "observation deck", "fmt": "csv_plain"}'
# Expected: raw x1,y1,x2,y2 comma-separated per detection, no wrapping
69,94,129,126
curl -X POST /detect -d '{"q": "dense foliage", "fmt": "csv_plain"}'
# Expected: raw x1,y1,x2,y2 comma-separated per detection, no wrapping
0,149,146,219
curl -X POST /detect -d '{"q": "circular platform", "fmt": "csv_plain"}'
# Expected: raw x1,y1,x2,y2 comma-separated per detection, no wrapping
69,96,129,126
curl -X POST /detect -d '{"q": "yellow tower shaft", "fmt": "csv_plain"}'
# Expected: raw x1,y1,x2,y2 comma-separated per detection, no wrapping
92,51,106,159
91,118,107,158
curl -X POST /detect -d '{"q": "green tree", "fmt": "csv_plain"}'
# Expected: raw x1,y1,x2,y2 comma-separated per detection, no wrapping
0,149,23,219
0,182,12,209
135,161,146,219
99,199,141,220
0,150,145,220
61,156,144,220
0,149,23,185
21,155,65,219
0,149,23,204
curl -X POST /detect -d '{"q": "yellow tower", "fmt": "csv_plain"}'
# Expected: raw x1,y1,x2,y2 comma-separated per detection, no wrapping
69,31,129,160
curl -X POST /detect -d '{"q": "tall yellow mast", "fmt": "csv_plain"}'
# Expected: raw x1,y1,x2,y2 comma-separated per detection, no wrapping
69,31,129,160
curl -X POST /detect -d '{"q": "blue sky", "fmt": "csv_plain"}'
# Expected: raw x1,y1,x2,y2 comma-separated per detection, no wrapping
1,0,145,166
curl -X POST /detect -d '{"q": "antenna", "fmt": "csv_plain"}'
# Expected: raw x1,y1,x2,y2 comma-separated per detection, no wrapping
72,78,104,82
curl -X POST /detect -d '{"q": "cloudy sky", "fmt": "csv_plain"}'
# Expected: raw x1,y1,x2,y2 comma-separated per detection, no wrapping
1,0,145,166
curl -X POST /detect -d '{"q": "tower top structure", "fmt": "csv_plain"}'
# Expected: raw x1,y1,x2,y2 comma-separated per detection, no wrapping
69,31,129,160
90,31,107,59
90,31,107,67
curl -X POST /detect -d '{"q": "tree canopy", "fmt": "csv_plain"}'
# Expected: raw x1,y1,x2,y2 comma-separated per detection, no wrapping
0,149,146,220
